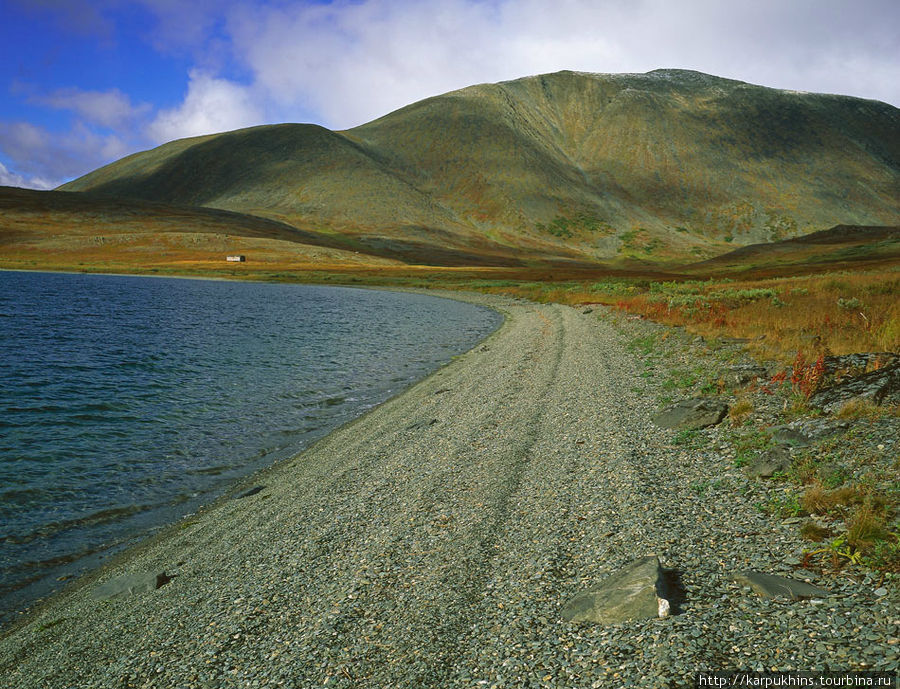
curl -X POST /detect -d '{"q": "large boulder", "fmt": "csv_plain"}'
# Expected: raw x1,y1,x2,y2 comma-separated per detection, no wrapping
729,364,769,387
771,419,849,447
821,352,899,386
809,362,900,413
652,398,728,430
91,571,171,600
562,556,670,624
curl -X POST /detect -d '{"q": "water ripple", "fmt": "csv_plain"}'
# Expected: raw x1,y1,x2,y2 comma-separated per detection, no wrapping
0,271,500,623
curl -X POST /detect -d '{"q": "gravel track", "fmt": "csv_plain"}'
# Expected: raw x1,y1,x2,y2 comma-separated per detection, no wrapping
1,295,896,688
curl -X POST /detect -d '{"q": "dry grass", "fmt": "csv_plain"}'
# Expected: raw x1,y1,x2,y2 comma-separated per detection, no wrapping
728,397,755,426
799,521,833,542
845,504,890,552
801,483,865,515
479,269,899,363
835,398,900,420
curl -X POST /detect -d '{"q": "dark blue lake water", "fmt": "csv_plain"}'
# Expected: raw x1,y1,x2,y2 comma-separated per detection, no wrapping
0,271,501,624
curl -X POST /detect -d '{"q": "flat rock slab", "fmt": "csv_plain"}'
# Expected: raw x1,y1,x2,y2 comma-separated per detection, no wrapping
771,420,849,447
652,398,728,430
822,352,900,385
748,445,792,478
91,571,171,600
809,362,900,413
562,556,669,624
236,486,265,499
732,571,829,600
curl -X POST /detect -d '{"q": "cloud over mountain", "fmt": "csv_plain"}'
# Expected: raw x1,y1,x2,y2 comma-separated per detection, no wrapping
2,0,899,187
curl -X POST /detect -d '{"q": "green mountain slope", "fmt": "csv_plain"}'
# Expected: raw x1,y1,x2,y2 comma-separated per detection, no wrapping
60,70,900,266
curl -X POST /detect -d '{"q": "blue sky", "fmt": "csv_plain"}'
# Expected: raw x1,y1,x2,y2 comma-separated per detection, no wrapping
1,0,898,189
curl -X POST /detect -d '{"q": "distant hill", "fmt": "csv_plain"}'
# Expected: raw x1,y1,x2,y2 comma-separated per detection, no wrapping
51,69,900,267
0,186,405,273
683,224,900,276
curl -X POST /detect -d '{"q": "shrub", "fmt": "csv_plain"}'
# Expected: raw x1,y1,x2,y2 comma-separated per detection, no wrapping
728,398,754,426
790,351,826,400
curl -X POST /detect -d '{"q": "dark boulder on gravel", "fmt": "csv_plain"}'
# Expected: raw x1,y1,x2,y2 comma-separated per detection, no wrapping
732,571,829,600
652,398,728,430
821,352,899,386
91,571,171,600
729,364,769,387
562,556,670,624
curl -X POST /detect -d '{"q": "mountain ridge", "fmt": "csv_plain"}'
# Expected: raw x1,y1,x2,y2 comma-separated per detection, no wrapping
57,69,900,267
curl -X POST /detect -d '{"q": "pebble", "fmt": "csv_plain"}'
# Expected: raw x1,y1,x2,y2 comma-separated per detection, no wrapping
0,297,894,688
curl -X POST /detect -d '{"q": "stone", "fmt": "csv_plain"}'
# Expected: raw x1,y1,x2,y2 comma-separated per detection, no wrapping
561,556,670,624
809,362,900,413
772,420,849,447
236,486,264,499
771,425,814,447
732,571,829,600
582,308,594,315
875,587,888,597
657,597,671,618
406,418,438,431
730,364,768,387
821,352,900,386
92,571,172,600
747,445,792,478
652,398,728,430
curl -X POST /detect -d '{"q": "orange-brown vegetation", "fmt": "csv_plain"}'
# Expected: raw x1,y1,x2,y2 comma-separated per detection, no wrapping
476,270,899,363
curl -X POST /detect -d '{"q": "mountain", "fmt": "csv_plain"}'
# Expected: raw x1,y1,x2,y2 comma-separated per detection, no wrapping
57,70,900,267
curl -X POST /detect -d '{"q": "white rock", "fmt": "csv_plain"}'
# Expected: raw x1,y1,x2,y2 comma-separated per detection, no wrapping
657,597,671,618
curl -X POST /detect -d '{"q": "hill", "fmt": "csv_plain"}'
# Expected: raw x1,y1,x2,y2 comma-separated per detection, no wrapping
58,70,900,267
683,224,900,276
0,186,404,274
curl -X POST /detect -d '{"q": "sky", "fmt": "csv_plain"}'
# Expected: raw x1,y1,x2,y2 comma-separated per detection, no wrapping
1,0,898,190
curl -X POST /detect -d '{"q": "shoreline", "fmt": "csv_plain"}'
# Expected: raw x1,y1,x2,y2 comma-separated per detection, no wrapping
1,294,895,687
0,290,515,640
0,281,505,635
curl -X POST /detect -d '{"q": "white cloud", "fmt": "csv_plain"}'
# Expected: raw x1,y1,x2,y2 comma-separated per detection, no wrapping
0,161,56,190
148,69,264,142
33,87,152,129
223,0,900,129
0,121,131,187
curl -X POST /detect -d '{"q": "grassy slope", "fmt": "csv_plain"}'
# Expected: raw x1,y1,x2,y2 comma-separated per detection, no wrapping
59,70,900,266
0,186,406,275
683,225,900,276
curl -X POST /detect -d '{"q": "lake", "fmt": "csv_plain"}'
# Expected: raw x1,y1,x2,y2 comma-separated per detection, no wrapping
0,271,501,625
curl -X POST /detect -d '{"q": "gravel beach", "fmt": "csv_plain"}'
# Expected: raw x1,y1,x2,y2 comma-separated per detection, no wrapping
1,293,896,688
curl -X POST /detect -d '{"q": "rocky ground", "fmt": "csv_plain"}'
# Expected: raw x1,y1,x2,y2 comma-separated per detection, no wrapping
0,294,896,688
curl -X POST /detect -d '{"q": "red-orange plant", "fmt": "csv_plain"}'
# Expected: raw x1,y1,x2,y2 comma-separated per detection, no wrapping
790,351,826,399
